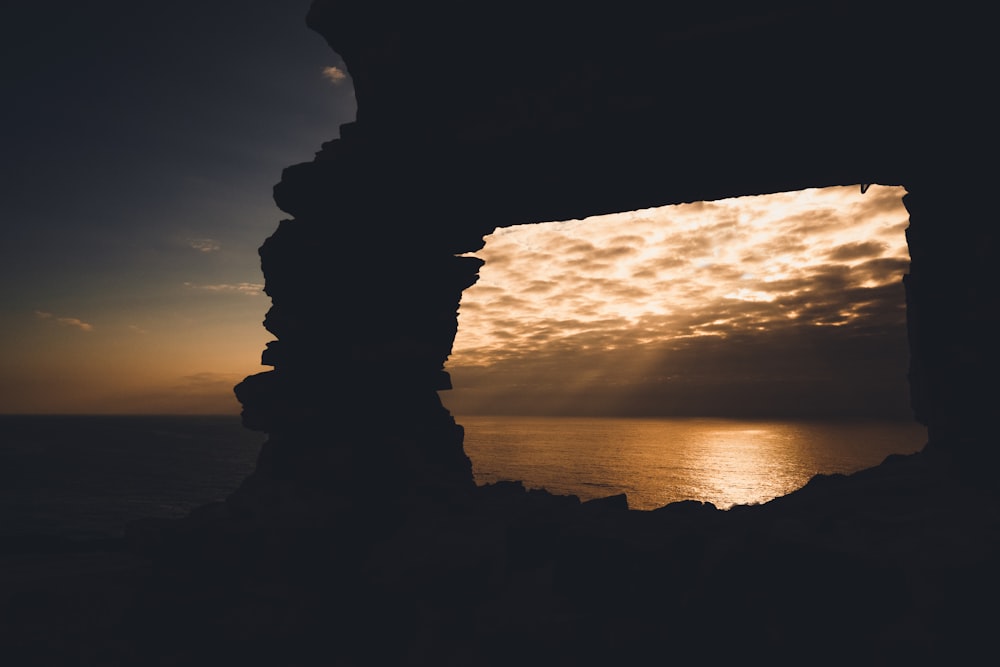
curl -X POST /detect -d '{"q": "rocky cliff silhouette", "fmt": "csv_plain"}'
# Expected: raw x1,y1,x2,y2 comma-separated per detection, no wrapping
2,2,997,664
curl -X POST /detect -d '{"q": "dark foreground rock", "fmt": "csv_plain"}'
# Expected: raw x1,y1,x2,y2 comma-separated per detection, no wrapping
2,447,997,666
7,3,996,663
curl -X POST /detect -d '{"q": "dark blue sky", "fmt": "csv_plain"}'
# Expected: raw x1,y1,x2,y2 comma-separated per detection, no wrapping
1,2,356,412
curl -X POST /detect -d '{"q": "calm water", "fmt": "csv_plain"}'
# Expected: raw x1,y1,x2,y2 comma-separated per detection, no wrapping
461,416,928,510
0,415,926,540
0,416,264,541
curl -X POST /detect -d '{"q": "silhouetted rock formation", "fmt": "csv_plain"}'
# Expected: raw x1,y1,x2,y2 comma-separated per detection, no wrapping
3,2,997,665
4,451,998,665
232,148,486,505
270,0,996,474
218,0,997,660
902,178,1000,473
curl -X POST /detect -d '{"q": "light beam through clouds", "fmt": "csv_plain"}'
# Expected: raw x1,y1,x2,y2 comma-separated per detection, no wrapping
444,185,913,419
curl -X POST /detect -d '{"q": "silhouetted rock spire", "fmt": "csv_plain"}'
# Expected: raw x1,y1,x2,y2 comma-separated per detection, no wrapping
233,126,487,507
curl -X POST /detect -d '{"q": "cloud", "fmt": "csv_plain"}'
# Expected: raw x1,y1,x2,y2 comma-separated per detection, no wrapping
566,241,597,254
188,238,221,253
524,280,558,294
183,282,263,295
128,324,149,334
826,241,888,261
34,310,94,332
591,245,639,260
447,185,912,417
322,66,348,84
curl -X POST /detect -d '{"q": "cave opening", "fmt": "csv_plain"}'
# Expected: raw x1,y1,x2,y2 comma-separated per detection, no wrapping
442,185,927,509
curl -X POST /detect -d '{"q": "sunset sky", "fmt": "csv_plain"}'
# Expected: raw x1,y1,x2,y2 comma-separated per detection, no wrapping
1,2,913,419
443,185,912,419
1,1,352,413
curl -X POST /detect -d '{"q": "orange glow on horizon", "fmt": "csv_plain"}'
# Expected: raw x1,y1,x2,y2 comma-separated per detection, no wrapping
1,301,270,415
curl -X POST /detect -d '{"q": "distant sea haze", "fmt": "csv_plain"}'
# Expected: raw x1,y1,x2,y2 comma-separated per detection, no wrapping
0,415,926,541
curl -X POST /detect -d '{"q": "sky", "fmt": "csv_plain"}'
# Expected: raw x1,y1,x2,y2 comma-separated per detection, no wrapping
1,3,914,419
1,2,354,413
443,186,913,419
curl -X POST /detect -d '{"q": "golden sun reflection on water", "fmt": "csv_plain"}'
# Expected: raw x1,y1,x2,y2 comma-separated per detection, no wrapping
462,417,927,510
679,425,816,508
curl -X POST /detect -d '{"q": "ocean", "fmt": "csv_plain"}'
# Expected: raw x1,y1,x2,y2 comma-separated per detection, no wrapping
0,415,263,542
461,416,927,510
0,415,927,541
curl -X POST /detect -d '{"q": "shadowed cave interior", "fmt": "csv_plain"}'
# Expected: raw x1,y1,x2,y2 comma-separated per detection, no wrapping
3,2,998,665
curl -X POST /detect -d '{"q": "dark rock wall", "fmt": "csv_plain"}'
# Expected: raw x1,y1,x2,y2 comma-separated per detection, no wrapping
235,0,998,494
903,175,1000,465
5,6,997,666
233,130,487,503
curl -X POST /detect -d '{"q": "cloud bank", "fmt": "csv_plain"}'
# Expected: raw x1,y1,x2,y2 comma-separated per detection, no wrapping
445,186,912,419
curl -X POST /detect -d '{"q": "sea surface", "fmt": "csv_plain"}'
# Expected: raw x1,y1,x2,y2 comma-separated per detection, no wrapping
462,416,927,510
0,416,264,542
0,415,927,541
